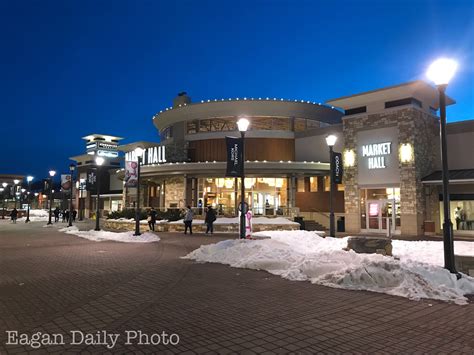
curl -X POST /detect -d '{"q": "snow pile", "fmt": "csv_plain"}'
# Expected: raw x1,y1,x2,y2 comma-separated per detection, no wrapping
59,226,160,243
183,231,474,304
18,209,50,222
170,216,298,225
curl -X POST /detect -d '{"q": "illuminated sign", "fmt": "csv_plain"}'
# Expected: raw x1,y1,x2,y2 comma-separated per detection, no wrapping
125,146,166,165
369,202,379,217
362,142,391,169
97,150,119,158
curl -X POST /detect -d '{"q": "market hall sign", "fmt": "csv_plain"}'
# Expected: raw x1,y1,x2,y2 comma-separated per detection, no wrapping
362,142,392,169
125,146,166,165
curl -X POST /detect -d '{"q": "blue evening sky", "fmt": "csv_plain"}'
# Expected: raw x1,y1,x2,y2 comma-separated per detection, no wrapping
0,0,473,178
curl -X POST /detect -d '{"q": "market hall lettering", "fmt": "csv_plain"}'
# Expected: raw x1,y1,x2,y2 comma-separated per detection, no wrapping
361,142,391,169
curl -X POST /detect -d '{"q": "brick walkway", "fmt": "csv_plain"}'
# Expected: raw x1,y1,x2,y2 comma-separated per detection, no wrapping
0,220,473,354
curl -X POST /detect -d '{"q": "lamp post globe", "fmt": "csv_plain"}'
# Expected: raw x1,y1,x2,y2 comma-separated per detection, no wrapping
68,164,76,227
326,135,337,238
427,58,459,276
237,117,250,239
133,147,144,236
25,176,33,223
94,157,105,231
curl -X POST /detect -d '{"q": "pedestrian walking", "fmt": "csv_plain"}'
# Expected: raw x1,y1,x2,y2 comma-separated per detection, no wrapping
64,210,70,223
10,208,18,224
205,206,216,234
62,209,67,222
53,207,60,223
183,206,193,235
72,210,77,222
148,207,157,231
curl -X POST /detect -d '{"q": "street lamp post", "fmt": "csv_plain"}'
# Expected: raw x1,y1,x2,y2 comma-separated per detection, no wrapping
25,176,34,223
1,182,6,219
13,179,20,209
427,58,459,275
237,118,250,239
326,135,337,238
47,170,56,225
69,164,75,227
133,147,144,236
34,193,39,209
95,156,105,231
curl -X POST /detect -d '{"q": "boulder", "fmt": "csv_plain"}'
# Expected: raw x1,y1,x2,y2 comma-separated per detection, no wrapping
346,236,392,256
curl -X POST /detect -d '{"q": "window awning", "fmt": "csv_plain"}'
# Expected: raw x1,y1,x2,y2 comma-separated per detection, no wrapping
422,169,474,184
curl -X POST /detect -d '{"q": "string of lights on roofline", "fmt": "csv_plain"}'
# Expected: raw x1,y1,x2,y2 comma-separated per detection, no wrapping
153,97,337,117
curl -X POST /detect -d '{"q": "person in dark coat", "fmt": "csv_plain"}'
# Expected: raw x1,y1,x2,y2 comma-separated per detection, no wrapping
53,207,60,223
10,208,18,224
64,210,70,223
205,206,217,234
148,207,157,231
72,210,77,222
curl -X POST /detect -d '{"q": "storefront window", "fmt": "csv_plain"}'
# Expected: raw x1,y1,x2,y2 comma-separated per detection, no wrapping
297,178,305,192
361,188,401,231
310,177,318,192
440,199,474,231
198,177,287,216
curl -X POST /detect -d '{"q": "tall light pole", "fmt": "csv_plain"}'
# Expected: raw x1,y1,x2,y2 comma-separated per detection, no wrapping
326,134,337,238
13,179,20,209
133,147,144,236
95,156,105,231
34,193,39,209
25,176,34,223
237,117,250,239
1,182,6,219
427,58,459,275
47,170,56,225
69,164,75,227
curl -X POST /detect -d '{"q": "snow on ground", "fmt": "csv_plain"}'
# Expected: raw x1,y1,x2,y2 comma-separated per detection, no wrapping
17,209,50,222
169,216,298,225
59,226,160,243
183,230,474,305
107,218,168,224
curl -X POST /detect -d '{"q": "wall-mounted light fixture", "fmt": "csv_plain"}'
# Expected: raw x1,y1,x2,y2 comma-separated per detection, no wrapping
343,149,356,167
399,143,414,163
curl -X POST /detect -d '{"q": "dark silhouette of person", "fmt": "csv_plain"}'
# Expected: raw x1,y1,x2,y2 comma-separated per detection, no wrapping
10,208,18,224
205,206,217,234
183,206,193,235
148,207,157,231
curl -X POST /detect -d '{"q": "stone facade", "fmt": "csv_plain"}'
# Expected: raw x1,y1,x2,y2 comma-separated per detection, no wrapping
343,107,439,236
164,177,186,208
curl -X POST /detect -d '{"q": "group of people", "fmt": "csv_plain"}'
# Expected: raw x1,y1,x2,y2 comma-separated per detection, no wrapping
183,205,216,235
52,207,77,223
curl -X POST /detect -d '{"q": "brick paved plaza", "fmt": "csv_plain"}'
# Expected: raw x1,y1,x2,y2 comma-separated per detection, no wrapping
0,221,473,354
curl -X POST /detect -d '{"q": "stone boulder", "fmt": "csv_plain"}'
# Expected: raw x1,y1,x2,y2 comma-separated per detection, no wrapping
346,236,393,256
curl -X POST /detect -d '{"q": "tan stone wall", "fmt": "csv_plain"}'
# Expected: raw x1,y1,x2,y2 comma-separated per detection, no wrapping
164,177,185,208
343,107,439,236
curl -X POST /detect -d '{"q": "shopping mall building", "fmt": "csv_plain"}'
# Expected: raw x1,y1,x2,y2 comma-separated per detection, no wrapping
77,80,474,237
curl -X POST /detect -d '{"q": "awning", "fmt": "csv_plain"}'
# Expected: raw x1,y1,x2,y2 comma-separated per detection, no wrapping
422,169,474,184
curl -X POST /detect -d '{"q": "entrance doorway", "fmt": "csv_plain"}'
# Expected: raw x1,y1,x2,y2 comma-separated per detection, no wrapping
362,188,401,234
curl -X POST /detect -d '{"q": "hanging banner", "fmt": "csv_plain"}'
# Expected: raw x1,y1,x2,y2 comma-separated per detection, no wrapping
225,136,243,177
124,161,139,187
61,174,72,191
86,169,97,191
332,152,343,184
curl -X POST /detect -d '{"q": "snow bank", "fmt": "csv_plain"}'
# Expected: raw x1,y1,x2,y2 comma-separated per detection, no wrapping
107,218,168,225
170,216,298,225
183,231,474,304
18,209,50,222
59,226,160,243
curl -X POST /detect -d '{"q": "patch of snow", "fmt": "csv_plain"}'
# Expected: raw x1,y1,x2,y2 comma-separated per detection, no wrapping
59,226,160,243
183,230,474,305
107,218,168,224
18,209,50,222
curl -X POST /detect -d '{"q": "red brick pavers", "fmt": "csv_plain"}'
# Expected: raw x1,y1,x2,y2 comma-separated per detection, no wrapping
0,220,473,354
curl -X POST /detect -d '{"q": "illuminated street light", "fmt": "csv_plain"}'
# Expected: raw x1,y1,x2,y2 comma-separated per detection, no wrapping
133,147,144,236
426,58,459,276
25,176,34,223
94,156,105,231
237,117,250,239
47,170,56,225
326,135,337,238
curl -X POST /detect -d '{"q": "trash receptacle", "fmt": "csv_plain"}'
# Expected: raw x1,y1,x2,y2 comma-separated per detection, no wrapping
294,216,305,230
337,216,345,232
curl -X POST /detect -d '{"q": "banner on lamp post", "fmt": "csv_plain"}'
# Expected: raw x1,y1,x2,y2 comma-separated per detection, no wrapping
86,169,97,191
124,161,139,188
225,136,243,177
61,174,72,191
332,152,343,184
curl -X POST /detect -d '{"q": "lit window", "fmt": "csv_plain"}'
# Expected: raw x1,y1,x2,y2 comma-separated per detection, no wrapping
310,177,318,192
297,178,305,192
